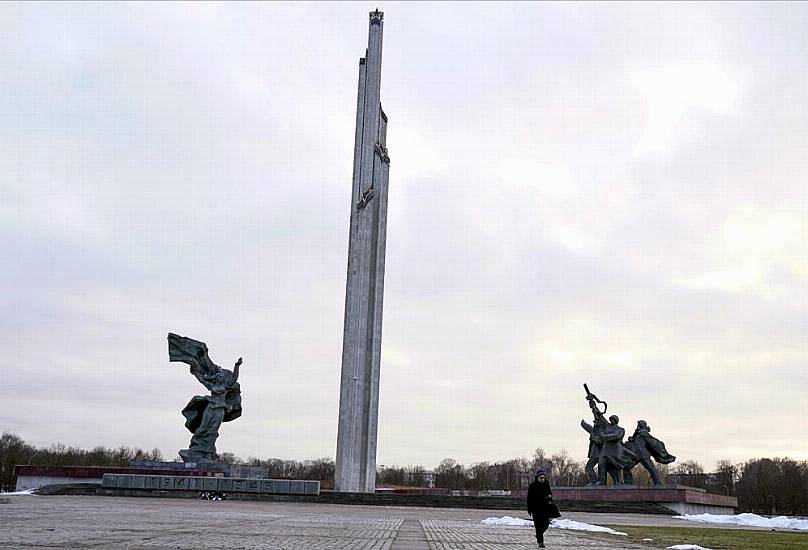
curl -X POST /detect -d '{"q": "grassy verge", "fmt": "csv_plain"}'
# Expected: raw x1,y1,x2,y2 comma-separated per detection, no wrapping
587,525,808,549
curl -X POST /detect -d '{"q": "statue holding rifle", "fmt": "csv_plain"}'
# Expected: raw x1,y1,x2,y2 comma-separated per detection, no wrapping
581,384,635,485
580,384,609,484
580,384,675,486
168,333,243,463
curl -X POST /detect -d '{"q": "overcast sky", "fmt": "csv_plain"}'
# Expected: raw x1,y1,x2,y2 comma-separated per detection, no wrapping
2,2,807,470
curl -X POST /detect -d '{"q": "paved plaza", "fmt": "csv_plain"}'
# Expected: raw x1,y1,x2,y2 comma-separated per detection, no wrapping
0,495,655,549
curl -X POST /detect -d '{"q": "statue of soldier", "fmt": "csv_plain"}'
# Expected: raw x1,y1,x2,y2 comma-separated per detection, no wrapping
580,399,608,484
623,420,676,485
596,415,637,485
581,384,634,485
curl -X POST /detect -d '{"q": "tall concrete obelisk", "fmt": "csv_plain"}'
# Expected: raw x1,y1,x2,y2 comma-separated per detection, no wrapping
335,9,390,494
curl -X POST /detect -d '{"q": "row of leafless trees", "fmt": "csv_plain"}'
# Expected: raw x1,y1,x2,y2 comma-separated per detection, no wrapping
235,456,336,482
429,449,589,490
377,448,688,491
0,432,163,492
3,432,808,513
379,448,667,491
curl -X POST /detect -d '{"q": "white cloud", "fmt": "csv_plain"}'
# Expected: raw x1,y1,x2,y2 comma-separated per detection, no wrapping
675,207,807,294
500,160,578,196
553,226,596,252
723,208,800,258
633,63,739,156
677,269,759,293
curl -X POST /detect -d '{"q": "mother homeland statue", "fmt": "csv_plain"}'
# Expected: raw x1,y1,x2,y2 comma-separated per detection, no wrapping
168,333,243,463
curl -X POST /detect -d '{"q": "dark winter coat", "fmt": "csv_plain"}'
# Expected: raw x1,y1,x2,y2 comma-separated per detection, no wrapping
526,479,553,517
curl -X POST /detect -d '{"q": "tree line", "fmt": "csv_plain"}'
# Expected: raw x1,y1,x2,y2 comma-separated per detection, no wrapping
224,455,336,483
379,448,641,490
0,432,163,492
3,432,807,514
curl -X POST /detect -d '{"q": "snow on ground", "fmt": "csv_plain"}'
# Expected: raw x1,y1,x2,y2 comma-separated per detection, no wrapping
481,516,627,536
551,519,627,536
678,512,808,531
482,516,533,527
0,489,36,496
667,545,714,550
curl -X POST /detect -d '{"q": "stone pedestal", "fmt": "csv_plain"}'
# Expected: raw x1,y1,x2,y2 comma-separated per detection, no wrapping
550,485,738,515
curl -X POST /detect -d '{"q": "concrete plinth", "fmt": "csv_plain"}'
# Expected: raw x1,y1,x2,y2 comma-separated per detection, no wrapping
550,485,738,515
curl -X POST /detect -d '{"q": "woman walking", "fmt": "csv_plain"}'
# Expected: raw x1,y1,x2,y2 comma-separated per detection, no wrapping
527,468,558,547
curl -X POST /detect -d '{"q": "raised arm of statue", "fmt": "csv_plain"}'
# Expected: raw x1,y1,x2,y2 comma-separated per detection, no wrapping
589,400,607,423
233,357,242,383
581,419,593,433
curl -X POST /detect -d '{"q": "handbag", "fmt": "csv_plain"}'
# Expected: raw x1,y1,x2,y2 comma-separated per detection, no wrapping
547,503,561,518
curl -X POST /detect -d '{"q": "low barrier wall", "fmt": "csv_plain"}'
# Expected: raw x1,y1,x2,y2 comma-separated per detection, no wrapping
14,465,207,491
101,474,320,495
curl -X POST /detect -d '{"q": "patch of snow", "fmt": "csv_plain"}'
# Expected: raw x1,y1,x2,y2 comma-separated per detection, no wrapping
481,516,627,536
642,538,654,541
482,516,533,527
677,513,808,531
0,489,36,496
667,545,713,550
551,518,627,536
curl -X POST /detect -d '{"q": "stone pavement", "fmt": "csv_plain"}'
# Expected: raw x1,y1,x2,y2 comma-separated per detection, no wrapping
0,495,649,549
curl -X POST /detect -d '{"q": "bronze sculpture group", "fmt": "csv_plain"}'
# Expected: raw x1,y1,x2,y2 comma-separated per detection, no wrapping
580,384,675,485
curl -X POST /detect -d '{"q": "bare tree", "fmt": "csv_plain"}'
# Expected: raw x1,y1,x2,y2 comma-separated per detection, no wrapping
467,462,494,490
549,450,581,487
713,459,739,496
435,458,466,490
531,447,548,472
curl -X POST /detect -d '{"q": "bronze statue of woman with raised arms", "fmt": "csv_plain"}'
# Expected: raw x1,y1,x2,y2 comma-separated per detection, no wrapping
168,333,243,463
